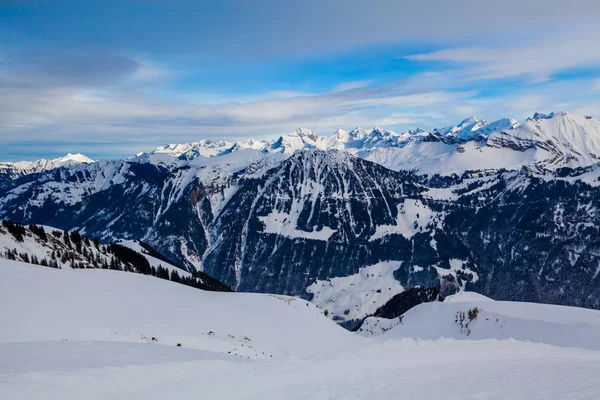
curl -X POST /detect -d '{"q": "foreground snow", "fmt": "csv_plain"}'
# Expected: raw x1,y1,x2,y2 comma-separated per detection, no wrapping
4,339,600,400
0,260,358,359
360,292,600,351
2,261,600,399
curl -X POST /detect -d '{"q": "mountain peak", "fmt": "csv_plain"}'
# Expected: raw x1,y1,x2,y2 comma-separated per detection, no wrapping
333,128,350,141
294,128,318,141
56,153,94,164
457,116,482,128
450,116,488,139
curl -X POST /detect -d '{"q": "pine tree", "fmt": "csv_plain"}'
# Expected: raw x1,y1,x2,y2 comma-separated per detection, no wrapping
63,230,71,247
170,269,181,283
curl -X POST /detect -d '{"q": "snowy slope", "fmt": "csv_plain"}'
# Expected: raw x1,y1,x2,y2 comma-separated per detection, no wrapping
3,262,600,399
115,239,192,278
487,112,600,169
1,220,230,283
359,292,600,351
0,260,360,358
307,261,405,324
0,223,112,269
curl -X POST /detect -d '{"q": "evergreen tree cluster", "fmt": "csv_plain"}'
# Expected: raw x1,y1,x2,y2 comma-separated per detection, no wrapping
0,220,232,293
28,224,47,241
3,248,60,268
2,220,26,242
106,243,229,291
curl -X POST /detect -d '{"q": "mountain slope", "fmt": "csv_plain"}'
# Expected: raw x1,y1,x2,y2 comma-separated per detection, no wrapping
0,153,93,183
486,112,600,168
140,111,600,175
200,150,450,294
0,221,231,292
2,113,600,321
3,148,600,318
2,260,600,399
359,292,600,351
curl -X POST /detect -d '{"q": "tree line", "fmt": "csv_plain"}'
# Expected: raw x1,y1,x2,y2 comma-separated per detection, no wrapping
1,220,232,292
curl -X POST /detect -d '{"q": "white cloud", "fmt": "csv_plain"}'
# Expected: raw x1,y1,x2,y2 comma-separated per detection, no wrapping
32,0,596,59
128,58,171,82
331,80,372,92
4,65,600,161
345,91,477,108
0,68,480,159
407,29,600,82
372,114,418,126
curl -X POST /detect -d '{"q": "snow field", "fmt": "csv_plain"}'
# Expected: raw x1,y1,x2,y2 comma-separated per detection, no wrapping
2,261,600,399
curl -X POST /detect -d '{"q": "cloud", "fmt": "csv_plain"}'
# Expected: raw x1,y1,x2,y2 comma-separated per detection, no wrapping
372,114,418,126
2,48,600,161
4,0,600,59
0,56,480,159
2,1,600,160
331,80,372,92
407,28,600,82
0,49,144,89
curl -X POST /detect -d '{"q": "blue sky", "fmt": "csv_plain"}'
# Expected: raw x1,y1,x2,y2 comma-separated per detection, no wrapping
1,0,600,160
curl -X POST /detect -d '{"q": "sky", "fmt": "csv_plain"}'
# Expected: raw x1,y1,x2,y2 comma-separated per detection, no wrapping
1,0,600,161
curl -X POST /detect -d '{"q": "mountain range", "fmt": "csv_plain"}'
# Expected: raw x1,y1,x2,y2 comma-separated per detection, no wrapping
147,111,600,175
1,111,600,327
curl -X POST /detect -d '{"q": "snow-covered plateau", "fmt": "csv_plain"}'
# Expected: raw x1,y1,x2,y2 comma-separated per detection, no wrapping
2,260,600,399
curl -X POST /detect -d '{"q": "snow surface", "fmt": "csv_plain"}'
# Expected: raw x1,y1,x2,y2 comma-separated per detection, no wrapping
306,261,405,323
370,198,442,240
259,211,336,241
360,291,600,351
2,262,600,399
115,239,191,278
0,260,360,358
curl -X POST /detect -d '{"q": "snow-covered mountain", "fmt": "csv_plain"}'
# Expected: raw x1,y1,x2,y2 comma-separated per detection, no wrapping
2,111,600,324
3,147,600,322
486,111,600,169
152,139,268,160
5,112,598,180
132,111,600,175
353,111,600,174
2,260,600,399
0,153,93,180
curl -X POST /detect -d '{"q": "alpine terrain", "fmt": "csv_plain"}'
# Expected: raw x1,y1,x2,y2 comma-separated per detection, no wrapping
2,111,600,327
2,258,600,399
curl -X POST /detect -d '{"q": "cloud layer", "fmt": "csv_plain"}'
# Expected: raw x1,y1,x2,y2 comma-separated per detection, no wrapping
1,1,600,160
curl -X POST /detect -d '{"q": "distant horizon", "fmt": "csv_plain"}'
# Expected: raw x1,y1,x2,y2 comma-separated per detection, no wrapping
1,109,594,162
